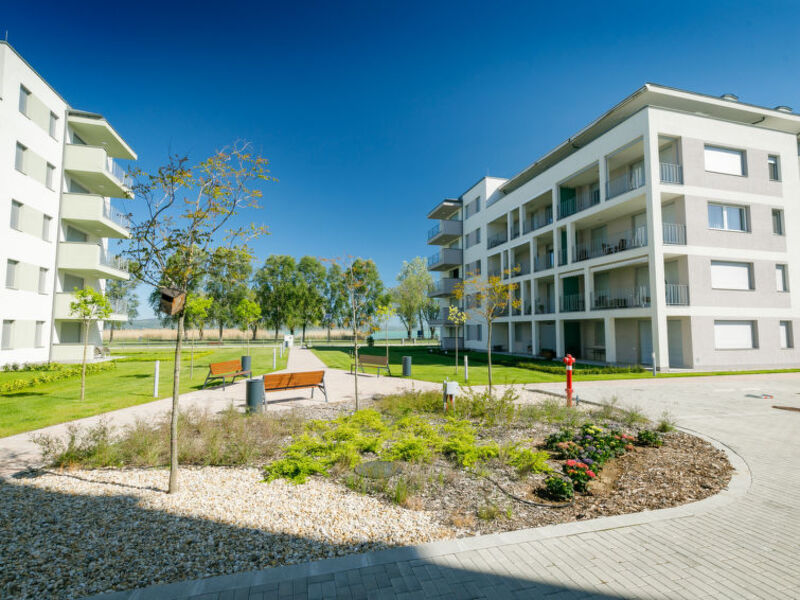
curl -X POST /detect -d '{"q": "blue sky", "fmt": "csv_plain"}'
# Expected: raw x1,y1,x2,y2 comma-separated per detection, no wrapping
4,1,799,317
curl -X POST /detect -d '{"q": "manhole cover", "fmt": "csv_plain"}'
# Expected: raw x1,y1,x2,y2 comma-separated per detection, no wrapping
354,460,402,479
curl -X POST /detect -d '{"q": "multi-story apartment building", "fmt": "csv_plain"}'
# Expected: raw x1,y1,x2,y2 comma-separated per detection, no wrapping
0,41,135,366
428,84,800,371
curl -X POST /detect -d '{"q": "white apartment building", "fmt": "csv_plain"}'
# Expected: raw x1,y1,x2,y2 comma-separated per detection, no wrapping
427,84,800,371
0,42,135,366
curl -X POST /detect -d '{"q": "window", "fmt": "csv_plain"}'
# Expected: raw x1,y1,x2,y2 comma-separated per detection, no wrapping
704,145,746,176
15,143,27,173
35,321,45,348
6,260,18,289
38,268,48,294
708,203,748,231
10,201,22,230
1,321,13,350
19,85,30,115
65,226,88,243
710,261,753,290
772,209,784,235
768,155,780,181
63,274,85,292
49,112,59,138
779,321,793,349
465,228,481,249
42,215,52,242
60,321,82,344
466,324,482,341
776,265,788,292
714,320,756,350
46,163,56,190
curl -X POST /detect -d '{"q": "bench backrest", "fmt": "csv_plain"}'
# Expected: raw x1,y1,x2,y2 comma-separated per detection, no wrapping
263,370,324,391
358,354,388,367
209,359,243,375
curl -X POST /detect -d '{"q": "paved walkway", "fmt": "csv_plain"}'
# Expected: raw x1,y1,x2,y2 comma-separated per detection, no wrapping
90,368,800,600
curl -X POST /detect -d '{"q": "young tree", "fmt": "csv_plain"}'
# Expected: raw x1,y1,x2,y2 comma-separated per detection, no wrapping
322,262,347,342
254,255,298,341
234,296,261,354
421,294,440,339
447,305,468,376
393,257,431,339
184,293,213,379
454,268,521,393
69,287,112,402
375,304,396,363
105,279,140,342
295,256,326,345
205,247,253,340
124,143,273,493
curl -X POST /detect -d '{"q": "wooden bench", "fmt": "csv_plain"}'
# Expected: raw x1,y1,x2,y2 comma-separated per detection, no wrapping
203,359,251,389
350,354,391,377
263,370,327,402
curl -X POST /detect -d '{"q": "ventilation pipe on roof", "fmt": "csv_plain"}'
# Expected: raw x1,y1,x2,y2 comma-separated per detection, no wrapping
720,93,739,102
775,106,793,113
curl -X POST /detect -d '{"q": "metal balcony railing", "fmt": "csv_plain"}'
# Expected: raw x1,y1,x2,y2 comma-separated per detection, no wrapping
560,293,585,313
558,247,568,266
660,162,683,184
510,224,520,239
106,157,133,189
523,208,553,233
591,286,651,310
523,304,532,315
665,283,689,306
511,261,531,276
573,225,648,262
662,223,686,245
441,336,465,350
534,254,554,272
430,278,460,296
534,298,555,314
606,168,645,199
558,189,600,219
487,232,508,249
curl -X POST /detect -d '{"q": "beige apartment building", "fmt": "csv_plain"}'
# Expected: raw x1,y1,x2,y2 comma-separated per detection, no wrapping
427,84,800,371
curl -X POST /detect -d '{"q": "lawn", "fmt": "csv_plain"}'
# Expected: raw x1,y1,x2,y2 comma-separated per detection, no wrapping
0,345,287,438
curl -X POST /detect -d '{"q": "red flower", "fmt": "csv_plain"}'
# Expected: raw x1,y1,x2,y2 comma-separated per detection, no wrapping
625,444,634,451
587,470,596,478
566,459,577,467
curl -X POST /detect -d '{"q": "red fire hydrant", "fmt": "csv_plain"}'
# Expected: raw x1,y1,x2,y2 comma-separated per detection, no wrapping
563,354,575,407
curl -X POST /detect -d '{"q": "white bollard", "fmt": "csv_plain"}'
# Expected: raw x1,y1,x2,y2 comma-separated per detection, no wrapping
652,352,657,377
273,347,277,370
464,355,469,382
153,360,160,398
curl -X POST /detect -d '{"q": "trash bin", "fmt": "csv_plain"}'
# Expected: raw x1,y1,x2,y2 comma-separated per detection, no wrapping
246,377,264,414
241,355,252,373
402,356,412,377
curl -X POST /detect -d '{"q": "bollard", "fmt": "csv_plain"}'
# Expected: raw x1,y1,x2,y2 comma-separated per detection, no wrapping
402,355,412,377
153,360,160,398
464,355,469,382
273,347,277,370
246,377,264,414
562,354,575,407
241,355,252,374
651,352,657,377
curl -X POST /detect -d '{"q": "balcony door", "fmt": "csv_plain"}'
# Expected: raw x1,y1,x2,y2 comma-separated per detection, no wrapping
638,320,653,365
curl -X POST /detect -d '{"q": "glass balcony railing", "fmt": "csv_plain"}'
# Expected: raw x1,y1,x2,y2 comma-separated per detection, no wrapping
103,202,130,229
523,209,553,233
535,298,556,314
487,232,508,249
534,254,554,272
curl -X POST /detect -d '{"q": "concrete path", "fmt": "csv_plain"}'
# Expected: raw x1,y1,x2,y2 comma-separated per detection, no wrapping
91,370,800,600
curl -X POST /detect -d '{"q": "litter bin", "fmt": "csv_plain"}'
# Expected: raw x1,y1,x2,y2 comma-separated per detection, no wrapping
246,377,264,414
402,356,412,377
241,355,252,374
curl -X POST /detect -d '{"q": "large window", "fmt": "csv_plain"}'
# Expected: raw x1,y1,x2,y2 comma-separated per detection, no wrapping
19,85,30,115
768,155,780,181
46,163,56,190
704,145,746,176
710,261,753,290
779,321,793,349
35,321,45,348
772,209,784,235
465,228,481,249
6,260,18,289
49,112,59,139
714,320,756,350
15,143,27,173
38,267,48,294
42,215,52,242
776,265,788,292
10,201,22,230
708,203,748,231
1,321,14,350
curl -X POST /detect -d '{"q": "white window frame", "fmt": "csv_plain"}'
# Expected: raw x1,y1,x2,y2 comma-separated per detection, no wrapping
42,215,52,242
38,267,48,294
6,260,18,289
714,320,757,350
15,143,27,173
768,155,780,181
772,209,784,235
46,163,56,190
776,264,788,292
708,203,748,232
35,321,45,348
779,321,793,349
704,145,747,176
10,200,22,230
19,85,30,116
710,261,753,291
1,320,14,350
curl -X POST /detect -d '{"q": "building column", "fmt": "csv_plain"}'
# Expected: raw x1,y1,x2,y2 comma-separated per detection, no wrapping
532,319,539,355
566,221,575,264
599,152,609,202
555,318,565,357
583,266,591,313
604,316,617,364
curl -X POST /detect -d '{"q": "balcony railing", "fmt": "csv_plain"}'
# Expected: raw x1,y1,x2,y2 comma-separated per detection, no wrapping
534,254,554,272
430,278,460,296
523,303,532,315
427,223,441,240
99,247,127,272
560,293,585,313
591,286,651,310
523,209,553,234
103,202,130,229
573,225,648,262
558,189,600,219
606,168,645,200
510,224,520,239
662,223,686,245
441,336,465,350
488,269,501,278
111,299,129,314
660,162,683,184
106,156,134,189
665,283,689,306
487,232,508,249
534,298,556,314
558,247,568,266
511,261,531,276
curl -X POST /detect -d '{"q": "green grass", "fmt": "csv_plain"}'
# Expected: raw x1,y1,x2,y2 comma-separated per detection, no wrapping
0,346,287,438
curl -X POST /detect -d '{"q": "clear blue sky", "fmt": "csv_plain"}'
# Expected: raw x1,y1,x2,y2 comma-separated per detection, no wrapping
4,1,799,317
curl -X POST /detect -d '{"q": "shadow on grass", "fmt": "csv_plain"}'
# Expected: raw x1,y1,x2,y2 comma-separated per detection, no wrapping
0,472,632,600
0,391,47,397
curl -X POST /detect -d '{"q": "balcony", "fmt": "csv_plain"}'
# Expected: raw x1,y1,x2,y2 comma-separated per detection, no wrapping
54,293,128,321
662,223,686,245
573,226,648,263
429,278,461,297
558,189,600,219
534,254,554,272
67,112,137,160
57,242,129,280
64,144,133,199
535,297,556,314
560,293,586,313
590,287,651,310
523,209,553,234
427,219,462,245
665,283,689,306
61,193,130,239
660,162,683,184
606,168,645,200
428,308,451,326
558,247,568,266
510,223,520,240
487,232,508,249
427,198,461,220
428,248,462,271
510,261,531,277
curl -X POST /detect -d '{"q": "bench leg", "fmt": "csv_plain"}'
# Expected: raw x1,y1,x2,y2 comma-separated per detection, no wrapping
310,387,314,399
321,378,328,403
203,373,210,389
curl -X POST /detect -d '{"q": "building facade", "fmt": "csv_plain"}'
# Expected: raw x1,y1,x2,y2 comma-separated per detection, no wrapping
428,84,800,371
0,42,135,366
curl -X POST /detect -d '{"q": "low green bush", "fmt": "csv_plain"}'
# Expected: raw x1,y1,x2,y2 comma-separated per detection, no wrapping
544,476,574,501
637,429,663,447
1,361,116,394
501,444,551,475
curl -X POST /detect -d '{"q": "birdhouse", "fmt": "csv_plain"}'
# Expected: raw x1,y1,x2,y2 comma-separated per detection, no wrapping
159,288,186,316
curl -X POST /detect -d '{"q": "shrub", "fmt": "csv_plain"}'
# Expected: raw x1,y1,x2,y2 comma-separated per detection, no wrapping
545,429,574,450
563,459,597,492
440,420,499,467
637,429,663,447
477,502,502,521
656,412,676,433
544,476,574,501
620,405,648,427
501,445,551,475
0,361,116,394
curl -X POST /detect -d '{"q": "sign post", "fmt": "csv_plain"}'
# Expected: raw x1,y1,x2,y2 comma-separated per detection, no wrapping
563,353,575,407
153,360,160,398
464,355,469,382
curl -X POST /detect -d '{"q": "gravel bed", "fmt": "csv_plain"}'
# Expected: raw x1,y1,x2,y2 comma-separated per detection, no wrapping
0,467,451,599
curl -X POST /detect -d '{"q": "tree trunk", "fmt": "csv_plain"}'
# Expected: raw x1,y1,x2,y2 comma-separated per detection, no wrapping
487,320,493,394
407,326,412,340
109,322,115,343
327,325,331,342
454,325,459,376
274,326,279,341
199,326,204,340
80,320,89,402
168,312,185,494
352,295,359,411
302,322,306,345
251,324,258,340
218,321,223,341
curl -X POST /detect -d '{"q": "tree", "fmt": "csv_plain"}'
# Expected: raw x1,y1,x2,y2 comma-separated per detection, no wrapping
254,255,298,340
421,295,440,339
454,268,521,394
295,256,326,345
205,247,253,340
375,304,396,363
322,263,347,342
184,293,213,379
105,279,140,342
234,296,261,354
124,143,273,493
447,305,468,376
393,257,431,339
69,287,112,402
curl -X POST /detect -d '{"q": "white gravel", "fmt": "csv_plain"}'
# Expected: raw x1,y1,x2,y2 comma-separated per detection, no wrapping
0,467,453,599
